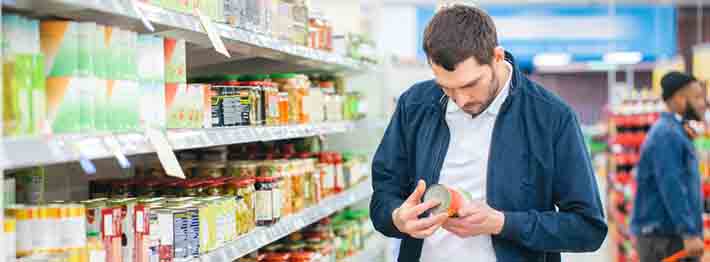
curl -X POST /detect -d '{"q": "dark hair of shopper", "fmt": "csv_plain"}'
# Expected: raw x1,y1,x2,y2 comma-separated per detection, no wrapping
422,5,499,71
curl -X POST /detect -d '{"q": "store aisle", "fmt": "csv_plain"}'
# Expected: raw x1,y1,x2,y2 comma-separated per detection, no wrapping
562,173,612,262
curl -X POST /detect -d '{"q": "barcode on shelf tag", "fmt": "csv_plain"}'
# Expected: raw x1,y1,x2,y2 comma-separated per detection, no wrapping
129,0,155,32
194,8,230,58
104,136,131,169
146,128,185,179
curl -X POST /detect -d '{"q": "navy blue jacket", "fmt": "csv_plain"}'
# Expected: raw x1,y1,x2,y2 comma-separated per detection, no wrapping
370,54,607,262
631,112,703,237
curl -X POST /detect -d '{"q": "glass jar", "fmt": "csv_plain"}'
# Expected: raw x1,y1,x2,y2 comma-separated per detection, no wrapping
180,160,199,179
301,157,320,205
228,161,258,178
197,161,227,178
318,153,335,197
255,176,278,226
333,153,344,193
289,0,309,46
206,180,226,196
278,92,289,125
264,83,280,126
201,147,229,161
308,11,324,50
274,160,292,216
271,74,309,124
290,160,305,212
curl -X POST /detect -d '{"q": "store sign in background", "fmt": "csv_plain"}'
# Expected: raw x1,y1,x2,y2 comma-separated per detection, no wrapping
416,5,677,70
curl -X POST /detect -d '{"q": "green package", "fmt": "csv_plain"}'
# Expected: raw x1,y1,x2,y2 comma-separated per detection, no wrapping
40,20,80,77
47,76,81,133
3,54,33,136
31,55,46,133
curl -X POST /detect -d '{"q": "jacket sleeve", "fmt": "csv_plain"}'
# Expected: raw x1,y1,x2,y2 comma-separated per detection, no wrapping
369,94,410,239
498,114,608,252
652,134,701,237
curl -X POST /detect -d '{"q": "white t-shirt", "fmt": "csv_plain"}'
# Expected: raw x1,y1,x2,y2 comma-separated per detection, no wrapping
419,62,513,262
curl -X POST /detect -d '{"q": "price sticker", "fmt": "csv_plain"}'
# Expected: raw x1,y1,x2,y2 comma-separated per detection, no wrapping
146,128,185,179
194,8,230,58
104,136,131,169
129,0,155,32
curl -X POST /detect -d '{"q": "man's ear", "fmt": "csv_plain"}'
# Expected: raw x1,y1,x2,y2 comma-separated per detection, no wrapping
493,47,505,62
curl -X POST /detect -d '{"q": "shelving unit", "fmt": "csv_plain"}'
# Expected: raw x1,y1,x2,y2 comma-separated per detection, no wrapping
0,1,380,262
0,121,356,170
2,0,373,75
199,180,373,262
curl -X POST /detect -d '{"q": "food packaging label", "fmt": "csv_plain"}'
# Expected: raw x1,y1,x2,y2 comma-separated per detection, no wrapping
46,77,81,133
40,21,79,77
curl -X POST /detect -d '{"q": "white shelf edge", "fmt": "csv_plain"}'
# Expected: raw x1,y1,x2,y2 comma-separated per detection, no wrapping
2,0,374,73
197,180,373,262
0,121,356,170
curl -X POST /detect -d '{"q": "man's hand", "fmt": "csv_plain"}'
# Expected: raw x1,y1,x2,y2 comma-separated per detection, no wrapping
392,180,449,239
683,237,705,258
442,201,505,238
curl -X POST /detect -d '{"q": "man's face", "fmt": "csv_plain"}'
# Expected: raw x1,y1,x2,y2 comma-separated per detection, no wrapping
683,81,707,121
432,57,500,117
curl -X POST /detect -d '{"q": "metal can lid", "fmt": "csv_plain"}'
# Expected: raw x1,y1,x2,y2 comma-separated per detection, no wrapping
422,184,452,216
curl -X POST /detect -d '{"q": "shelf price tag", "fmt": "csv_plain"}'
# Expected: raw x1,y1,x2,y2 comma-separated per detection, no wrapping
194,8,230,58
146,128,185,179
129,0,155,32
104,136,131,169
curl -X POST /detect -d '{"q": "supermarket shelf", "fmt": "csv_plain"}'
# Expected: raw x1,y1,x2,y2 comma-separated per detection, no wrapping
199,180,373,262
2,0,375,75
0,121,356,170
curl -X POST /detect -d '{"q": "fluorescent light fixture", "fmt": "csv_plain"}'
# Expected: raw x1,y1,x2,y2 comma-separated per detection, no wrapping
603,51,643,65
533,53,572,67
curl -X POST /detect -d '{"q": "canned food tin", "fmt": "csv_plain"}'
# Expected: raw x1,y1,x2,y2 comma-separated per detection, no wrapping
422,184,473,217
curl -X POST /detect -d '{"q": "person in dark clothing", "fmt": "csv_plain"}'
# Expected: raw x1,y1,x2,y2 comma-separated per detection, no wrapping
369,4,607,262
632,71,707,262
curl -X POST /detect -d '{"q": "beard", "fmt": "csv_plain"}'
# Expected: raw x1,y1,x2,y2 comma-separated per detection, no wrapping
684,101,702,122
462,69,501,118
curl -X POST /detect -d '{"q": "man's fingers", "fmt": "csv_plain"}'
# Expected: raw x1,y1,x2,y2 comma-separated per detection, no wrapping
405,180,427,204
457,202,484,217
411,218,446,239
408,213,448,231
405,200,440,219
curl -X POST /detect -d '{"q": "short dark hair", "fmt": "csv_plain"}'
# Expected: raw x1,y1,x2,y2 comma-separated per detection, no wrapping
423,5,498,71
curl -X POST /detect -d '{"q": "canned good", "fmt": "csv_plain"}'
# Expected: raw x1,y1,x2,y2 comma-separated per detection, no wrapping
422,184,473,217
211,83,256,127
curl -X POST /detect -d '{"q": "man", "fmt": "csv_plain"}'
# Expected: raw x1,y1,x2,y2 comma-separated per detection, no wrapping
369,5,607,262
631,72,707,262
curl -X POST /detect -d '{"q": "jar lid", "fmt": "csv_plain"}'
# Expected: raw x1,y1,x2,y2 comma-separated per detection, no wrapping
270,73,297,80
240,74,270,82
